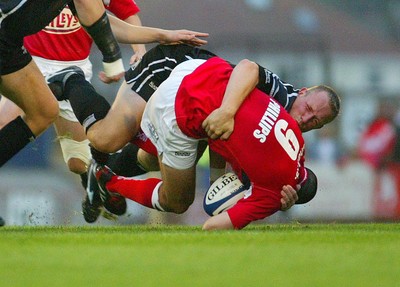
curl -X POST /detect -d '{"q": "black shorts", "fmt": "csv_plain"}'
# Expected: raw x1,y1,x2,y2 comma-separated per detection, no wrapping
125,44,216,102
0,0,68,75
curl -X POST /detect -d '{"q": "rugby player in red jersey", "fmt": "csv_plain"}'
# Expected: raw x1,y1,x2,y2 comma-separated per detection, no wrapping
94,56,340,230
46,44,339,223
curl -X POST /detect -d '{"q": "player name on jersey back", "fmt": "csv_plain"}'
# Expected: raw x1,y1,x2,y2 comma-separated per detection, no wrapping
253,99,281,143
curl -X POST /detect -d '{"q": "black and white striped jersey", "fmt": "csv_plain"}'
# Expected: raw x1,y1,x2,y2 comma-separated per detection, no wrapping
256,65,299,112
125,44,299,112
0,0,68,33
125,44,216,102
0,0,69,75
0,0,27,15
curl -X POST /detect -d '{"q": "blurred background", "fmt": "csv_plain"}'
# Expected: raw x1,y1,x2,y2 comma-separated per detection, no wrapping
1,0,400,226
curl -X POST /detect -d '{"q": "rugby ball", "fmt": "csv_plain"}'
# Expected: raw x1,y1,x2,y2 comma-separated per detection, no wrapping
203,172,246,216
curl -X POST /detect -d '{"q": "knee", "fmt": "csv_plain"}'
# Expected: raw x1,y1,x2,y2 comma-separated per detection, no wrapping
167,202,191,214
161,194,195,214
88,138,113,153
31,100,59,131
67,158,87,174
172,203,191,214
89,136,123,154
42,99,60,123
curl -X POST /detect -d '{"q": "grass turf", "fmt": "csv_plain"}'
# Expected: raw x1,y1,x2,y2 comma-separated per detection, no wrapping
0,223,399,287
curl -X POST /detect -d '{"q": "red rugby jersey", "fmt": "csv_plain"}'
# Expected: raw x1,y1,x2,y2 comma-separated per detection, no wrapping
23,0,140,61
358,117,396,170
175,57,307,229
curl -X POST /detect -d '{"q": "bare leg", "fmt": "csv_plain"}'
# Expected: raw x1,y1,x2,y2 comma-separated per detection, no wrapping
0,96,23,129
0,61,58,165
157,157,197,214
0,61,58,136
87,81,146,153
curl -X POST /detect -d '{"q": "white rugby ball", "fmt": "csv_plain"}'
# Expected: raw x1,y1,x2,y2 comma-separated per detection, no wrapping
203,172,246,216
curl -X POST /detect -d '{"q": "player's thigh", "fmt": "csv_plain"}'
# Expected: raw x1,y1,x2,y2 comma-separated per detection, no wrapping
86,81,145,151
0,96,23,128
95,81,146,149
158,161,196,211
0,61,58,133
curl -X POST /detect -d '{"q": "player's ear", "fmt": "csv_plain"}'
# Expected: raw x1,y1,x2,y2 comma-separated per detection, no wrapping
296,168,318,204
298,87,308,97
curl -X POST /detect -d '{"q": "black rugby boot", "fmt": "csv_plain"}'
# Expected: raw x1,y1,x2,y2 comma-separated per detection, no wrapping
81,163,103,223
94,163,127,216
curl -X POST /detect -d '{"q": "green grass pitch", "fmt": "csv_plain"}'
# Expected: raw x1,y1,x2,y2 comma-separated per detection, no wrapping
0,223,399,287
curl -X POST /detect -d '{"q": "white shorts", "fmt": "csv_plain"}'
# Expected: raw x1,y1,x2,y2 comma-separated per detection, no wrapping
141,59,206,170
33,56,93,122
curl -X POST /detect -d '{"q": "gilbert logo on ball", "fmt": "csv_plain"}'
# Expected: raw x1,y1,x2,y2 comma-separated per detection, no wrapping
203,172,246,216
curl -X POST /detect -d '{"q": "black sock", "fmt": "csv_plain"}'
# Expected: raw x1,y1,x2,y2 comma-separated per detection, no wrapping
64,75,111,132
80,172,88,190
48,82,64,101
90,144,109,165
107,143,147,177
0,116,35,167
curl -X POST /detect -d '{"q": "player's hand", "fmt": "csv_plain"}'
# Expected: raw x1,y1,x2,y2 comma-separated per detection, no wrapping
98,71,125,84
202,108,234,140
100,58,125,83
280,184,299,211
129,49,146,65
159,30,209,47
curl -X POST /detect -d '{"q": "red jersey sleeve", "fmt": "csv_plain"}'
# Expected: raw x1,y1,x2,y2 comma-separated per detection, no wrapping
227,185,281,230
106,0,140,20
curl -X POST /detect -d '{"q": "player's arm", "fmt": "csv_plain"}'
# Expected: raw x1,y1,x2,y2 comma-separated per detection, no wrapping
123,14,147,64
107,0,147,64
73,0,105,24
202,59,259,140
203,188,276,231
202,212,234,230
98,13,147,83
280,167,318,211
280,155,315,210
108,15,208,47
98,14,208,83
73,0,124,80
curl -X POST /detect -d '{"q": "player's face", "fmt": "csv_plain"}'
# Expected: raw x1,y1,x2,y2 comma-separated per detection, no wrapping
289,89,333,132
